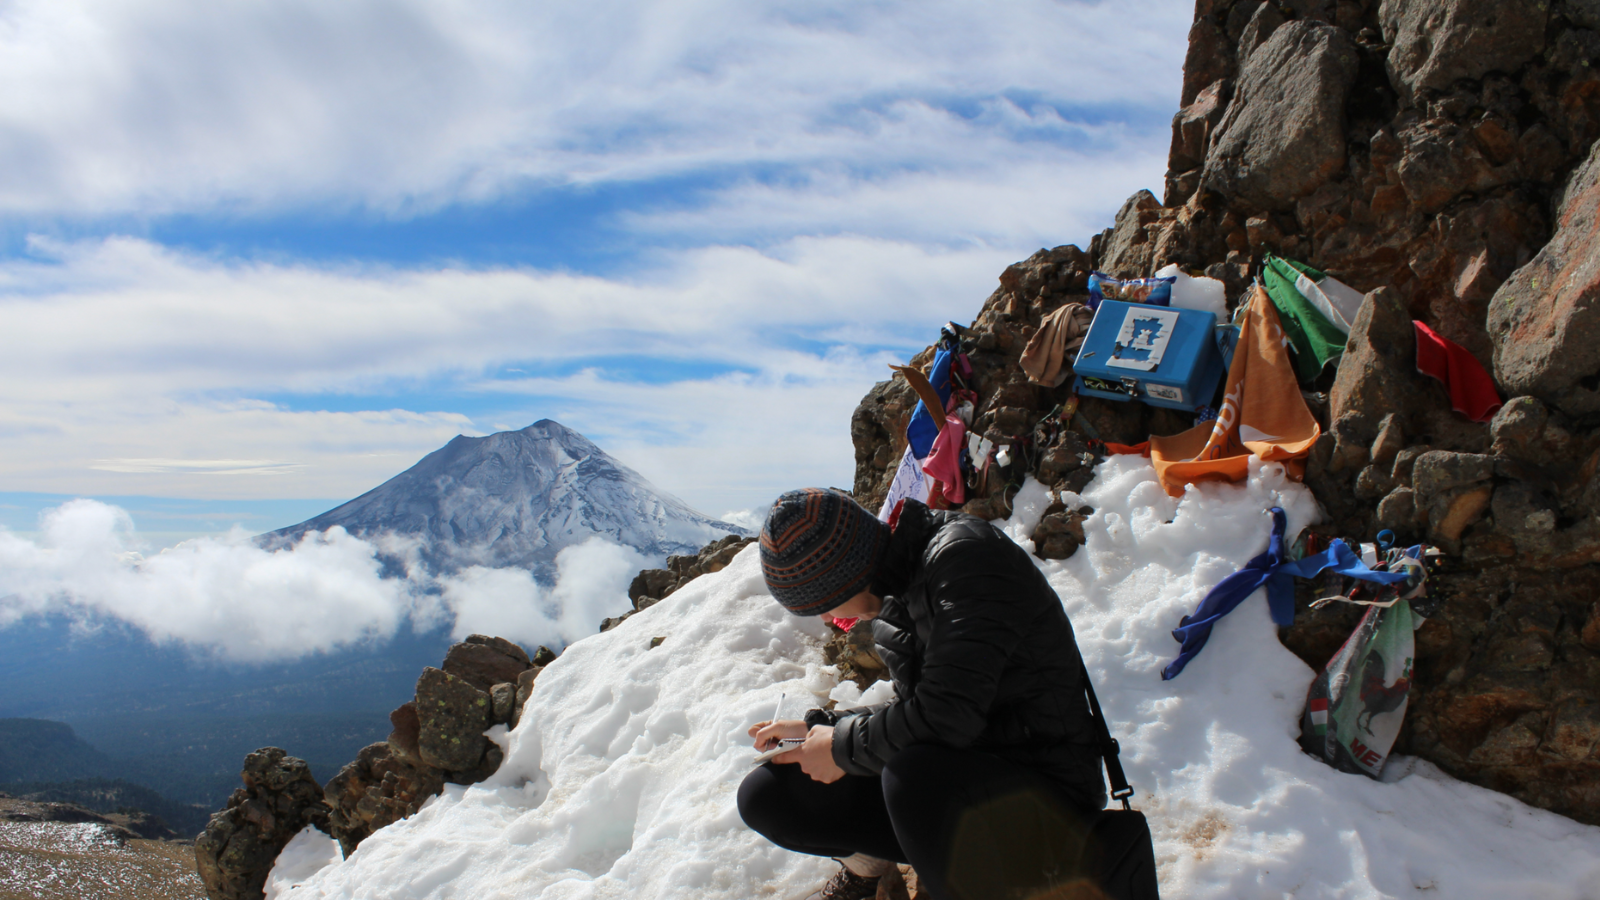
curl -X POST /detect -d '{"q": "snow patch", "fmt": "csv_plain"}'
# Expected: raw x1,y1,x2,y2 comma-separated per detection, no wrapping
265,827,343,900
273,457,1600,899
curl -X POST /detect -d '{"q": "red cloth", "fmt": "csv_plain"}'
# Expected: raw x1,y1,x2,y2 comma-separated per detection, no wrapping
1413,321,1502,423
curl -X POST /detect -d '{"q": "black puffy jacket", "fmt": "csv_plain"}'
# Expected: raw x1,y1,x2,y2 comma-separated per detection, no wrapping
813,500,1105,812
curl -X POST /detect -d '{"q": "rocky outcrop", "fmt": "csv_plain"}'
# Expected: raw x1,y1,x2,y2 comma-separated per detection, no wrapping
1489,138,1600,413
1282,565,1600,820
321,741,444,857
849,0,1600,826
1380,0,1550,105
194,749,328,900
1199,20,1359,211
607,534,757,632
202,634,559,896
320,634,554,855
1146,0,1600,367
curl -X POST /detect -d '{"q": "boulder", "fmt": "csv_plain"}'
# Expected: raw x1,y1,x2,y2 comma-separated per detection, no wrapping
490,683,516,725
1237,1,1286,63
1489,138,1600,414
1569,0,1600,31
1200,20,1358,211
414,667,491,772
1490,396,1551,460
628,568,676,607
1379,0,1548,104
1412,451,1495,498
514,665,543,723
1180,14,1235,108
323,742,446,857
1097,190,1163,277
1031,509,1086,561
1370,414,1406,467
1428,483,1494,543
1376,487,1421,531
1167,80,1232,203
441,634,531,693
1329,288,1419,462
194,748,329,900
387,702,422,763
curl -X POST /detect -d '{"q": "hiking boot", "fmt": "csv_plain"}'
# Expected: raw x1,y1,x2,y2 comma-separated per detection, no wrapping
805,864,881,900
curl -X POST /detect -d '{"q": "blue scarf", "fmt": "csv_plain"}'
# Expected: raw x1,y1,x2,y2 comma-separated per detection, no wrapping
1162,508,1413,680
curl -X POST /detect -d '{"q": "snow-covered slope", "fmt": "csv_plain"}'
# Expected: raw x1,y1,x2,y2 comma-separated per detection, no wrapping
264,420,747,578
268,458,1600,900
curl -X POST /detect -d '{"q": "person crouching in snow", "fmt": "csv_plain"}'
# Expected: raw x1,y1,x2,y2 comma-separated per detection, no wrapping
738,488,1107,900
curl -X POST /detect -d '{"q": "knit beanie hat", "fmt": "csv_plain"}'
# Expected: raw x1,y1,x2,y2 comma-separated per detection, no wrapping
760,488,890,616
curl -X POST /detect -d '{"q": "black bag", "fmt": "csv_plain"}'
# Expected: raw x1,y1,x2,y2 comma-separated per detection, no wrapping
1076,664,1161,900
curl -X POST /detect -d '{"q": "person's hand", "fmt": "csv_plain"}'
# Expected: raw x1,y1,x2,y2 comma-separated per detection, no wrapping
775,725,845,784
749,718,808,750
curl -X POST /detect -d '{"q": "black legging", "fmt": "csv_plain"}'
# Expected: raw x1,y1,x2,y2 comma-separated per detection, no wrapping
737,744,1096,900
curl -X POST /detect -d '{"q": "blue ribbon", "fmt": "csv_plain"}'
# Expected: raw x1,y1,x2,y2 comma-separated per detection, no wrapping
1161,509,1412,681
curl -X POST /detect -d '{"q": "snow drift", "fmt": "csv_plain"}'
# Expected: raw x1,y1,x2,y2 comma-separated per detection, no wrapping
268,457,1600,899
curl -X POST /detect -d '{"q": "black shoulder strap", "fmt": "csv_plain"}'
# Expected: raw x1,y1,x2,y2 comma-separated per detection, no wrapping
1082,662,1135,811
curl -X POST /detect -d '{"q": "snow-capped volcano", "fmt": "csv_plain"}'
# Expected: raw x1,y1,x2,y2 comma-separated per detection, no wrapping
264,420,747,578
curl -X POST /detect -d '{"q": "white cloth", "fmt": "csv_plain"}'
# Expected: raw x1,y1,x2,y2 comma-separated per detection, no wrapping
1294,271,1364,332
877,445,930,522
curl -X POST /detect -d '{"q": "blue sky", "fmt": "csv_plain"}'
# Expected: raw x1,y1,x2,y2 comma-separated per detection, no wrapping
0,0,1191,539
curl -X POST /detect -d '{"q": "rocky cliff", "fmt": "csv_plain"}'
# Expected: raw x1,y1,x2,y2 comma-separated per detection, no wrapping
852,0,1600,825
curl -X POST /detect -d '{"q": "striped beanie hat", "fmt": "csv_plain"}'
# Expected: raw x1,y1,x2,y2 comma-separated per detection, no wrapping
760,488,890,616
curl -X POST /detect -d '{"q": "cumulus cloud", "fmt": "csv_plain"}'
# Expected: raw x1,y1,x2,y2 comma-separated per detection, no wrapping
0,234,997,509
0,0,1192,516
0,0,1188,216
436,538,648,650
0,499,643,660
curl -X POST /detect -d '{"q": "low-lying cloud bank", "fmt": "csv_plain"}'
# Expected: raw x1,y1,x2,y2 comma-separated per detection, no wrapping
0,499,646,661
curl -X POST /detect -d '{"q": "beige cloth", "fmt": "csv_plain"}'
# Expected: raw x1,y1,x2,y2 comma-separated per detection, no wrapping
889,364,947,433
1019,303,1094,387
1148,286,1321,496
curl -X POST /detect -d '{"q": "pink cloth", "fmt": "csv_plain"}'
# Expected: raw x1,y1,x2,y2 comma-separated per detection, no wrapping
1413,321,1502,423
921,415,968,505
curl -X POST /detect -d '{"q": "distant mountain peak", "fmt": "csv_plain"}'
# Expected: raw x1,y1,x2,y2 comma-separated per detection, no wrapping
263,421,747,578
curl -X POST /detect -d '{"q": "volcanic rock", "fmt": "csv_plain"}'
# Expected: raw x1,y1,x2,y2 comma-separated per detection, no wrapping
1489,138,1600,414
194,748,328,900
1200,20,1359,211
414,667,490,773
441,634,532,693
323,742,445,858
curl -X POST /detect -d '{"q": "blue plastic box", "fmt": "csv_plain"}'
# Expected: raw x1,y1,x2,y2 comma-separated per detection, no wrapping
1071,300,1226,412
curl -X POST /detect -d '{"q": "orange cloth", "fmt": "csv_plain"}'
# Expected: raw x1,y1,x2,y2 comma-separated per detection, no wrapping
1149,286,1321,496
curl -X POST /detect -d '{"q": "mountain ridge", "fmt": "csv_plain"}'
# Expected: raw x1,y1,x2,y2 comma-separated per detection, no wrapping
264,419,748,579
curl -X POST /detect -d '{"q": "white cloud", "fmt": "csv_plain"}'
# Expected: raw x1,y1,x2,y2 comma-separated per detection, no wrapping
0,233,1004,509
0,0,1193,515
0,498,646,660
719,508,767,534
0,0,1188,216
